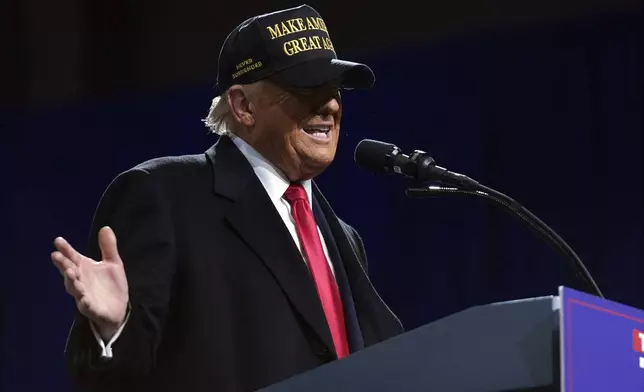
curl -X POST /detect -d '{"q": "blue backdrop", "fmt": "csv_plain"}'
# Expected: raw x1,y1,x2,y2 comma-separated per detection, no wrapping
3,11,642,391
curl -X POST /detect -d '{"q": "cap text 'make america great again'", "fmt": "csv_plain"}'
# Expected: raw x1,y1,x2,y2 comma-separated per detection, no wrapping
266,17,335,56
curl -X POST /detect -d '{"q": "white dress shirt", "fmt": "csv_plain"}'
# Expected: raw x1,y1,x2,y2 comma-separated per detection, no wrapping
92,135,335,358
231,135,334,274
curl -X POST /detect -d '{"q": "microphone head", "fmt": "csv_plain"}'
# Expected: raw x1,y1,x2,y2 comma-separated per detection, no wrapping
354,139,399,174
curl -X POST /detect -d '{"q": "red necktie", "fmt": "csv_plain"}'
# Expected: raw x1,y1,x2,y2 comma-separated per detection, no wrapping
283,184,350,359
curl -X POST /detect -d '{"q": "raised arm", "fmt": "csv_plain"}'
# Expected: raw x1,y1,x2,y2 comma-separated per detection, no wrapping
52,168,177,390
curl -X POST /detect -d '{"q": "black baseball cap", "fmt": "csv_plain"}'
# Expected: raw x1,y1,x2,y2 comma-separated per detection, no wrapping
216,4,375,92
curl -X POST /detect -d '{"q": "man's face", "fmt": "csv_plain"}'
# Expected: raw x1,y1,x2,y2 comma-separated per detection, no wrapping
242,81,342,182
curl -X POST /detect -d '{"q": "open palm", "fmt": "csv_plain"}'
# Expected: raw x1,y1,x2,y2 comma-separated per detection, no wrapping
52,226,129,338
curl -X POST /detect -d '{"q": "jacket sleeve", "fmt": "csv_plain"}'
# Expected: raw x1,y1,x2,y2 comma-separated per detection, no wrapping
64,167,177,390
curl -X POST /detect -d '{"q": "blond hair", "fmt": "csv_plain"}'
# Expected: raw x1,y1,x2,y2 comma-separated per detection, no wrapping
202,93,234,135
202,81,288,135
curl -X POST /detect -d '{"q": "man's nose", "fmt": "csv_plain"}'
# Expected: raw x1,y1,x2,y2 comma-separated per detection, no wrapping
317,97,340,116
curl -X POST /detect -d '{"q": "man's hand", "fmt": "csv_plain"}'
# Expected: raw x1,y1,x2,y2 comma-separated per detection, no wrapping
51,226,129,341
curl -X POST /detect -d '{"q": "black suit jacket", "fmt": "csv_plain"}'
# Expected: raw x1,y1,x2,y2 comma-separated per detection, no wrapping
64,135,404,392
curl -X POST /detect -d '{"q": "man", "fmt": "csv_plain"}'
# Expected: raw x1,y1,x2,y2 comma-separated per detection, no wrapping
51,4,403,392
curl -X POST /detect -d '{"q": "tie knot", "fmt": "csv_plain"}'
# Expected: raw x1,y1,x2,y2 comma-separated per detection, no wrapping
283,184,307,204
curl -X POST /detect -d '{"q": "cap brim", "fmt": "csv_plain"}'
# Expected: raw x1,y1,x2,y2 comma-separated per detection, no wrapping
269,58,375,90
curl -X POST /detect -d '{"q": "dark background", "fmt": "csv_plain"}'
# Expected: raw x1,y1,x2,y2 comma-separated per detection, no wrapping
3,0,643,390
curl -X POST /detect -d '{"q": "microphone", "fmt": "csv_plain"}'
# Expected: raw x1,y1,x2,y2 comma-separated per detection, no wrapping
353,138,604,299
353,139,479,190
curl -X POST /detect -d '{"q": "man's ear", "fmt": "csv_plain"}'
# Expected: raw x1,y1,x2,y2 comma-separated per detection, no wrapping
226,85,255,127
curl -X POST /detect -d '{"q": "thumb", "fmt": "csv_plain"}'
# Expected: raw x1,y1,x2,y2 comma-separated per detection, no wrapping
98,226,121,262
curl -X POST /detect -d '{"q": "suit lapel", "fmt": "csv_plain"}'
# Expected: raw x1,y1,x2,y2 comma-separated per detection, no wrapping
312,196,365,352
311,182,404,345
205,136,335,353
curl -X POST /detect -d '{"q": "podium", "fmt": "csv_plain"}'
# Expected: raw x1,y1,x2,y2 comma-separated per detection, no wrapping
259,287,644,391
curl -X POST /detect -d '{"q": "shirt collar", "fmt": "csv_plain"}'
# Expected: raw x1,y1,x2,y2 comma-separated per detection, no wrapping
231,135,313,206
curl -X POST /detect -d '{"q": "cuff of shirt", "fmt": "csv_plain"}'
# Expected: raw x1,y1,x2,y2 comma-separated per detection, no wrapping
89,302,132,359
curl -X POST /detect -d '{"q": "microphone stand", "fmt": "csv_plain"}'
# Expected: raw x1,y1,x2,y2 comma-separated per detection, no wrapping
405,181,604,299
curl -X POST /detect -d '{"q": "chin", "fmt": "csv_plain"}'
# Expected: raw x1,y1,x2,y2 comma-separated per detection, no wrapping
291,153,331,180
309,154,336,173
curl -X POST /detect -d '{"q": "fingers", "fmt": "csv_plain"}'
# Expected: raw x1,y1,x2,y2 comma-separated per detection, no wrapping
51,251,76,276
52,249,85,299
52,236,90,308
53,237,83,266
62,266,85,298
63,265,77,281
68,278,85,297
98,226,121,263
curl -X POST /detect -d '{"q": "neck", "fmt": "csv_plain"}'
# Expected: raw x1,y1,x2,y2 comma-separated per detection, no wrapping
230,132,318,183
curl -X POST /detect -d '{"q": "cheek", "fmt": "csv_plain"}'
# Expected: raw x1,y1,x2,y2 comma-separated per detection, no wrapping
262,112,301,155
256,110,296,137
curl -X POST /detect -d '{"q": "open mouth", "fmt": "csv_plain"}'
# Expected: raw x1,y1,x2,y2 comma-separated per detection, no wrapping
302,124,332,140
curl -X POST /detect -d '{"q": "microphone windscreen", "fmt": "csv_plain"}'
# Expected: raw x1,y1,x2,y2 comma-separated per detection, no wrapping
354,139,397,174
